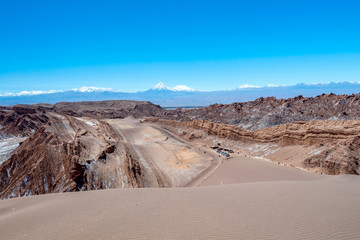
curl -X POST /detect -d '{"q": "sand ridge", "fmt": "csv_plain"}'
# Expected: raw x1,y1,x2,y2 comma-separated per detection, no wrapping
1,175,359,240
200,156,325,186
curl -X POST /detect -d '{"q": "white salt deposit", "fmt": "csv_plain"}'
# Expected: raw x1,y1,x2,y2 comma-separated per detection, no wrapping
85,121,97,126
0,137,26,165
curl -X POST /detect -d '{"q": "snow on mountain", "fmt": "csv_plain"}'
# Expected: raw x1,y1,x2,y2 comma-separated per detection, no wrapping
71,86,114,92
0,86,114,97
1,81,360,107
173,85,195,91
236,84,261,89
266,84,280,87
152,82,173,91
152,82,195,91
0,90,62,97
0,82,196,98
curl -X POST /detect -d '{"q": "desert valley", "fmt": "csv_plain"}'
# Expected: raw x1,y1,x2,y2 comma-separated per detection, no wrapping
0,94,360,239
2,1,360,239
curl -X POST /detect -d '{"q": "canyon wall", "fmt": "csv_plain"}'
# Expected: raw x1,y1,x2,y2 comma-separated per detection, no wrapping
145,118,360,175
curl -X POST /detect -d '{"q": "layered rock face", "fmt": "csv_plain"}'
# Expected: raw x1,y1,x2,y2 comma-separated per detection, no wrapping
145,118,360,175
164,93,360,130
145,118,360,144
0,114,154,199
0,105,50,137
303,135,360,175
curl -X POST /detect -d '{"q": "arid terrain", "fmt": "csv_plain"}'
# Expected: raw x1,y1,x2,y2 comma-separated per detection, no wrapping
1,94,360,239
0,114,215,198
163,93,360,130
1,161,359,240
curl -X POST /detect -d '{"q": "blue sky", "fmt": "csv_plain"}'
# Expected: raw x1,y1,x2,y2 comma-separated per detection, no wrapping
0,0,359,93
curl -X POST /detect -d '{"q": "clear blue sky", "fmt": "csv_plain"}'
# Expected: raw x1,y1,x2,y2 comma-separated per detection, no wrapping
0,0,359,93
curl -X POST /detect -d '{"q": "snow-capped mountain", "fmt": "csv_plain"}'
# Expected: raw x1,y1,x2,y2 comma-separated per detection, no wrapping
152,82,173,91
1,82,360,107
236,84,261,89
0,90,62,97
0,86,114,97
151,82,195,91
71,86,114,93
173,85,196,91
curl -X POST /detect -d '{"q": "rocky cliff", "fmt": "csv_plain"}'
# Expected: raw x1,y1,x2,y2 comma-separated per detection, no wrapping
0,113,153,199
164,93,360,130
145,118,360,144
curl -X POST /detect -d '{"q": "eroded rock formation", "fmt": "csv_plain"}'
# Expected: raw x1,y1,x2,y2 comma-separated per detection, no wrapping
0,105,50,137
0,113,153,199
0,100,165,137
145,117,360,175
145,118,360,144
1,94,360,199
163,93,360,130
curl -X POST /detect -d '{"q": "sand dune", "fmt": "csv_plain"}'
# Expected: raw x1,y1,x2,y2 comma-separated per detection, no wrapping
200,156,325,186
1,156,359,240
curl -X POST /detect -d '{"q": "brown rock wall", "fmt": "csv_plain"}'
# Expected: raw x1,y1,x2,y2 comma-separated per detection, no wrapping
145,117,360,175
163,93,360,130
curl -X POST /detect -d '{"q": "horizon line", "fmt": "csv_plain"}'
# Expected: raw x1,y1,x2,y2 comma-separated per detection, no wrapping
1,81,360,97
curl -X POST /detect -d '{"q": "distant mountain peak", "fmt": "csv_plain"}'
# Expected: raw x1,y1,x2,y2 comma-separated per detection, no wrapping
173,85,195,91
237,84,261,89
152,82,173,91
71,86,114,93
151,82,195,91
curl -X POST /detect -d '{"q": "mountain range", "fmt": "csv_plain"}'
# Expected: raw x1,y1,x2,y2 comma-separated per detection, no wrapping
1,81,360,107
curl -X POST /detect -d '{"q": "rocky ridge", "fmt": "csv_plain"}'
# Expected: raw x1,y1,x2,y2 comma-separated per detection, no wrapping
53,100,165,119
0,100,165,138
0,113,155,199
0,105,50,137
164,93,360,130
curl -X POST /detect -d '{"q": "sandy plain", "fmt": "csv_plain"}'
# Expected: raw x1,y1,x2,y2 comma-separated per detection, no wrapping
1,118,360,240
